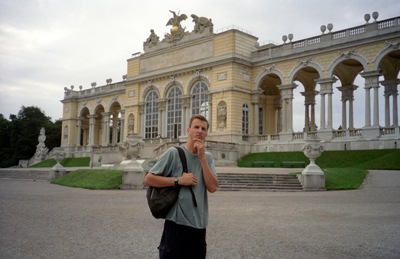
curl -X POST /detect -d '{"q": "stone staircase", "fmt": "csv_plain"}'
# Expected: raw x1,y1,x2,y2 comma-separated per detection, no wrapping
218,173,303,191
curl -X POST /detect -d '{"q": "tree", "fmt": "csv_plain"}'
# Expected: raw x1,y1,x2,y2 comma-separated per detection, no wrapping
0,106,61,168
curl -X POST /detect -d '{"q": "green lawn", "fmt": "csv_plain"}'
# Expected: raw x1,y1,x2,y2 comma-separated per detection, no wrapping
48,149,399,190
30,157,90,168
51,169,123,189
239,149,399,190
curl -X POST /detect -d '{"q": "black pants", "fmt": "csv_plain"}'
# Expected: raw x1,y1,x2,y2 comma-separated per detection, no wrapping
158,220,207,259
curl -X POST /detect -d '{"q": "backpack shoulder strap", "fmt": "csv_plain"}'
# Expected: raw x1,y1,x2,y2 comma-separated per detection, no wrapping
175,146,197,207
175,146,188,173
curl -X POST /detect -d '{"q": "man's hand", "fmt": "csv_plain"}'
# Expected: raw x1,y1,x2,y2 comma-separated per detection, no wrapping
179,172,198,186
193,139,205,158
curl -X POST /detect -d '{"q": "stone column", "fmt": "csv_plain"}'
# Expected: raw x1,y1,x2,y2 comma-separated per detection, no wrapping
316,77,336,140
301,90,318,132
119,110,125,143
251,93,260,135
361,71,381,138
274,97,282,133
76,117,82,146
394,90,399,127
316,77,336,130
311,103,316,131
381,79,400,127
139,106,145,138
361,71,381,127
341,99,347,130
327,92,333,129
208,95,213,133
304,104,309,132
112,115,118,144
349,99,354,129
181,96,191,137
373,85,380,127
337,84,358,130
87,115,97,146
384,92,390,127
278,83,296,138
364,86,372,127
102,112,110,145
158,100,167,137
320,93,326,130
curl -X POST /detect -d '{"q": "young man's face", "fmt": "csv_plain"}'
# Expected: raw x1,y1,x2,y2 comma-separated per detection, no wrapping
187,118,208,141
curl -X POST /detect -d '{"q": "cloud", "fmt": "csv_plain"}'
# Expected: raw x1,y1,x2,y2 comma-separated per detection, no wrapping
0,0,399,125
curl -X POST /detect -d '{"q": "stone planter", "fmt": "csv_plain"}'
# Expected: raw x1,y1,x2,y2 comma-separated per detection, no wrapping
301,139,326,190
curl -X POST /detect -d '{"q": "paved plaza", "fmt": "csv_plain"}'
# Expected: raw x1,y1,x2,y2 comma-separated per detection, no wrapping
1,169,399,259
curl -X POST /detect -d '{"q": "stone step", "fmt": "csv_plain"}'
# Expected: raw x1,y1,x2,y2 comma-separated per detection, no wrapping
217,173,303,191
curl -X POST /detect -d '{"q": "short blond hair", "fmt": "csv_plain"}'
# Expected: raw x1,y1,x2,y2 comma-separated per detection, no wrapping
189,114,209,130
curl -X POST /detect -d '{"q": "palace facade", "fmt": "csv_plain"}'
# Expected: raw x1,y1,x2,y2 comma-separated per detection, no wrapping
60,11,400,165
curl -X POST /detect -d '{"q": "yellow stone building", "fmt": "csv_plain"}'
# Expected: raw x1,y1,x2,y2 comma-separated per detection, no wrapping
61,11,400,165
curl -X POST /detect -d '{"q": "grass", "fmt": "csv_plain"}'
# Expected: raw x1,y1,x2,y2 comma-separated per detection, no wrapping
238,149,399,190
48,149,398,190
323,168,368,190
238,149,400,170
51,169,123,189
30,157,90,168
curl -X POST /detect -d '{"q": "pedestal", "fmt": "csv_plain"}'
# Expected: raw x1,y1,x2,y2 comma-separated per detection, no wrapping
49,162,66,180
120,160,145,190
301,163,326,191
301,139,326,190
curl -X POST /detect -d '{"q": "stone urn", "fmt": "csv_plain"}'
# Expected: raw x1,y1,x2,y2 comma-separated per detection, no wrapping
302,138,324,165
301,138,326,190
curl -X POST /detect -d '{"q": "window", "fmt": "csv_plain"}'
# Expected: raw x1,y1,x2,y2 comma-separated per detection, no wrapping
191,81,209,119
242,104,249,135
144,90,159,138
166,86,182,138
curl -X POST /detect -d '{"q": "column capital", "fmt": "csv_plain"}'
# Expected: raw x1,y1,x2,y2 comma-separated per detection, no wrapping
316,77,337,94
278,83,296,99
360,70,382,89
381,79,400,96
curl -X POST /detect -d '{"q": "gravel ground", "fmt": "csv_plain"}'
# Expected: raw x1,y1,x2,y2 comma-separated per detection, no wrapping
0,170,399,259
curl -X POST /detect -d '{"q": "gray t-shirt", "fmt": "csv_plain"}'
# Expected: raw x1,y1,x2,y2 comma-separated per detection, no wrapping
149,145,216,229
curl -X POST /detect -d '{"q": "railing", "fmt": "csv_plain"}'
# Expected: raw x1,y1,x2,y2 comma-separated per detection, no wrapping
254,16,400,59
293,132,304,139
206,140,237,150
380,127,395,135
333,130,346,138
349,129,363,137
64,82,125,99
270,134,280,141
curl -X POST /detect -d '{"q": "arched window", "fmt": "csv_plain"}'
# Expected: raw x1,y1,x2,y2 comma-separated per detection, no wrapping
144,90,159,139
191,81,209,119
242,104,249,135
166,86,182,138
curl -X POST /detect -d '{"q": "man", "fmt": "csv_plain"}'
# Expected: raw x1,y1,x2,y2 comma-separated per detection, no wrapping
144,114,219,258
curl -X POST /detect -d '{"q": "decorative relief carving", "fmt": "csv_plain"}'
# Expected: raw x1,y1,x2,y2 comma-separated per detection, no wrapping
217,101,227,129
298,58,313,66
385,41,400,50
129,90,135,97
263,64,275,72
218,72,227,81
338,48,356,58
242,73,250,82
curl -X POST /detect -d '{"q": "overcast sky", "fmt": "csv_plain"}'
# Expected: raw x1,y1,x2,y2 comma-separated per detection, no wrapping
0,0,399,131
